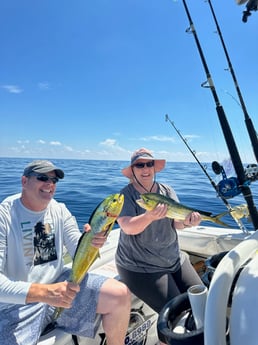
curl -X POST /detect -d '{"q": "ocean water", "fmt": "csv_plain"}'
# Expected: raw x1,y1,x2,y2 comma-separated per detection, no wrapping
0,157,257,231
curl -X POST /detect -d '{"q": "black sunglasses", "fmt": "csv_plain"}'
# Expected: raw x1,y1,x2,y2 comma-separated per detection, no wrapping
29,173,59,184
133,161,155,169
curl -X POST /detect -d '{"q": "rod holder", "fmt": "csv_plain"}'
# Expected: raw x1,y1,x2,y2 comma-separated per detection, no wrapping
188,284,208,330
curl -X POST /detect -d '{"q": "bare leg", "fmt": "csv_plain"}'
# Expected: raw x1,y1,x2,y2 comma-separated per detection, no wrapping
96,278,131,345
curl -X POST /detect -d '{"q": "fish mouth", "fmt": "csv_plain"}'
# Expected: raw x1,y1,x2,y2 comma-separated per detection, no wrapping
136,198,145,206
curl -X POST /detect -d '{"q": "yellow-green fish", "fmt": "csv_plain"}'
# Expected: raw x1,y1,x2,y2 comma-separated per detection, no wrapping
136,192,230,227
228,204,249,221
53,193,124,320
70,193,124,283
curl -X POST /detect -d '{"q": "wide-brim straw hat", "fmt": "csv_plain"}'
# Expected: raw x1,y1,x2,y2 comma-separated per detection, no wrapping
122,148,166,179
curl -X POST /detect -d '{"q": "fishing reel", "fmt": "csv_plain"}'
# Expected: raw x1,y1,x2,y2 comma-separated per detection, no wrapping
244,163,258,182
212,161,242,199
241,0,258,22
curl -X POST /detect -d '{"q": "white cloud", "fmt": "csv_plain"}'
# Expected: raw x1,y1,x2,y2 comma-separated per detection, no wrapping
184,134,200,140
50,141,62,146
140,135,176,142
64,146,73,152
100,138,117,147
37,139,46,144
17,139,30,144
2,85,23,94
38,82,50,90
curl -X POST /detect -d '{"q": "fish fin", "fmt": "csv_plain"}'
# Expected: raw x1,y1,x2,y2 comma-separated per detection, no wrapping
88,199,105,224
73,232,88,259
212,213,231,227
198,209,213,217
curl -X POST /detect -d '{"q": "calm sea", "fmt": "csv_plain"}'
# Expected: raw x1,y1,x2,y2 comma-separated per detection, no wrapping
0,157,257,231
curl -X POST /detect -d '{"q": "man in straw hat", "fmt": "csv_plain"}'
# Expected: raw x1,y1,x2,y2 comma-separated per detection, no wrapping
115,148,202,344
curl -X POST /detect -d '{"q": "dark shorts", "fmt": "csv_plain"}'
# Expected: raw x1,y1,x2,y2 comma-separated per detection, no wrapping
0,270,108,345
117,253,202,313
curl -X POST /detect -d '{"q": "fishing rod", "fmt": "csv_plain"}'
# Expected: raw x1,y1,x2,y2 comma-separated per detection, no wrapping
165,115,219,192
181,0,258,229
206,0,258,163
165,114,248,231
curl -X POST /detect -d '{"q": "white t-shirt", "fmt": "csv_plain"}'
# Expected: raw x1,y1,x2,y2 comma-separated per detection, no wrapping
0,194,81,309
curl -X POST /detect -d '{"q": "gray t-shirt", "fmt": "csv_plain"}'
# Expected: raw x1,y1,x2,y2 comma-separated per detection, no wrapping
115,183,182,273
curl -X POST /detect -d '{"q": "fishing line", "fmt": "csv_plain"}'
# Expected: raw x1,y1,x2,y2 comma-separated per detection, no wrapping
165,115,218,191
180,0,258,229
206,0,258,163
165,114,248,231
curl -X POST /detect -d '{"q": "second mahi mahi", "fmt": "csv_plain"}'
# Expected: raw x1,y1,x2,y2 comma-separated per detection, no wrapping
136,192,230,227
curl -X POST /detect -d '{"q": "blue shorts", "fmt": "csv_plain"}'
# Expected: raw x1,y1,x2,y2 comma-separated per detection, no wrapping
0,270,108,345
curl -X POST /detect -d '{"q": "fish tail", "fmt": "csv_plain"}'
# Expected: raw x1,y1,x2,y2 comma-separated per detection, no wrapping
212,213,231,227
52,306,64,320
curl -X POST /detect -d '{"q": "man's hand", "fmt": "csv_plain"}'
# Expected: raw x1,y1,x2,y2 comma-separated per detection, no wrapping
83,223,108,248
91,231,108,248
26,281,80,308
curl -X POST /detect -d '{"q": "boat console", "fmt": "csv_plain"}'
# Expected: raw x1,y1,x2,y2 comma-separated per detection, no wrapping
157,227,258,344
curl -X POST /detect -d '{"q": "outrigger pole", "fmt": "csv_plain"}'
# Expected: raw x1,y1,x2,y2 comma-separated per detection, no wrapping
181,0,258,229
206,0,258,163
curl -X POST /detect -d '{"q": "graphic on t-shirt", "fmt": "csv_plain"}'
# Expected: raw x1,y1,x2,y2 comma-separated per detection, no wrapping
33,221,57,265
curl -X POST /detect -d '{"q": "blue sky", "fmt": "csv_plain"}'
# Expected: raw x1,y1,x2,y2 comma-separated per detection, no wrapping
1,0,257,163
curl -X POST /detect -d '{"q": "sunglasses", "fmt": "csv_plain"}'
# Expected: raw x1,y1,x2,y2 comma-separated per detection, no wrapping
29,173,59,184
133,161,155,169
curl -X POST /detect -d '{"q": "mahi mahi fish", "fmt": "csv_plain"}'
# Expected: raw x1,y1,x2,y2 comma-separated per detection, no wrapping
228,204,249,220
136,192,230,227
53,193,124,320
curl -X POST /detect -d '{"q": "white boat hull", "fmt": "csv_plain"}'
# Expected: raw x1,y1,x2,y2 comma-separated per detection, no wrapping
38,225,255,344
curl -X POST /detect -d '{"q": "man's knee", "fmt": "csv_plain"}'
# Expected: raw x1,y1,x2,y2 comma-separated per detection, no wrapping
97,278,131,313
115,281,131,307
